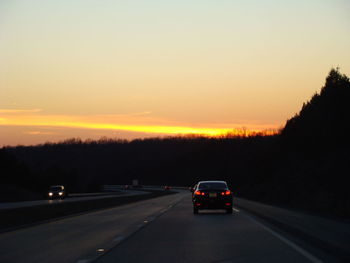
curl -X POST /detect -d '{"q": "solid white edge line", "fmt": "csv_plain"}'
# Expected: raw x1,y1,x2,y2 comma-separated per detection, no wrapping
113,236,124,242
243,214,324,263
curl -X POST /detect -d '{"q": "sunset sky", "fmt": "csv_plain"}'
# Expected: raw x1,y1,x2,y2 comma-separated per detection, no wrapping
1,0,350,146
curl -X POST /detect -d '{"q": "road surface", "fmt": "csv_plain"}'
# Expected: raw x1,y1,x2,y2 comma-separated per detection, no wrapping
0,191,331,263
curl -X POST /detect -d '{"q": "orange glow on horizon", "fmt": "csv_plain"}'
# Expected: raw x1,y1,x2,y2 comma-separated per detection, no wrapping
0,112,279,139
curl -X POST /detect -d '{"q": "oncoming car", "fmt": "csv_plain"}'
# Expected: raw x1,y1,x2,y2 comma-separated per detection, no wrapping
192,181,233,214
48,185,66,199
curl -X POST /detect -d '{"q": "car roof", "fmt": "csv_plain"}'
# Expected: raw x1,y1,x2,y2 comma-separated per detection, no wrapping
197,181,227,184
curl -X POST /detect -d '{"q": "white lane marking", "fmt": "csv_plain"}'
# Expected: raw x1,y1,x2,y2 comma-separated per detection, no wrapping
113,236,124,242
244,214,324,263
232,208,240,212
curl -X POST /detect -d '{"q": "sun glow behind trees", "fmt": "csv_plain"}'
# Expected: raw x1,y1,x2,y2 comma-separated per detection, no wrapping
0,112,279,139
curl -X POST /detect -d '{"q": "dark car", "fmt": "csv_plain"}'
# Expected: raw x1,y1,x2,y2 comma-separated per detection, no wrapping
164,185,171,190
192,181,232,214
48,185,66,199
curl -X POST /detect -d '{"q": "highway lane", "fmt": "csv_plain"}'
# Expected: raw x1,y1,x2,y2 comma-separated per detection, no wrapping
95,195,323,263
0,191,186,263
0,190,146,210
0,191,326,263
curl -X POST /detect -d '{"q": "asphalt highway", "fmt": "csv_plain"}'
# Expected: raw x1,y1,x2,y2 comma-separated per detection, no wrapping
0,191,328,263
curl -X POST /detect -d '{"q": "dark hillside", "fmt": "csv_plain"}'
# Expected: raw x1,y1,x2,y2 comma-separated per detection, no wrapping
6,136,279,195
0,149,42,201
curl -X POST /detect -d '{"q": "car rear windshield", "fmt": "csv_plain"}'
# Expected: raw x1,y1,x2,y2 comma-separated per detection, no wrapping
198,182,227,190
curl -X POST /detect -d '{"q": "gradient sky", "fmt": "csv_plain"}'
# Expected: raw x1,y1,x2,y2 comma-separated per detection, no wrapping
1,0,350,146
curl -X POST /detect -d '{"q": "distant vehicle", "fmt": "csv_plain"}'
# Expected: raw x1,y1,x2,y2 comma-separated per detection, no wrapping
132,179,139,187
48,185,66,199
192,181,232,214
132,179,142,188
164,186,171,190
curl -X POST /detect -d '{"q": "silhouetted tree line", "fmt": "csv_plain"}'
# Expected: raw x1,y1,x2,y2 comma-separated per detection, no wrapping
278,68,350,217
1,68,349,217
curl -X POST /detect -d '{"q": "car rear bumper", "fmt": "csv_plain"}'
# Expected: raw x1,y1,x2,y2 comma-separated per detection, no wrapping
193,198,232,209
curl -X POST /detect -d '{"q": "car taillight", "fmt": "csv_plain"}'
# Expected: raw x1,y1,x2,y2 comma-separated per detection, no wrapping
194,190,205,196
221,190,231,195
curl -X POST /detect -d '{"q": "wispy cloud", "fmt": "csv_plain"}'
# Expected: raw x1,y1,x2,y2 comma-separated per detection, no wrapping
23,131,56,135
0,109,42,113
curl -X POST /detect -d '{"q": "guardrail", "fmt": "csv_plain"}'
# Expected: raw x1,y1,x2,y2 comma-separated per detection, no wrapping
101,185,123,192
101,185,189,192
